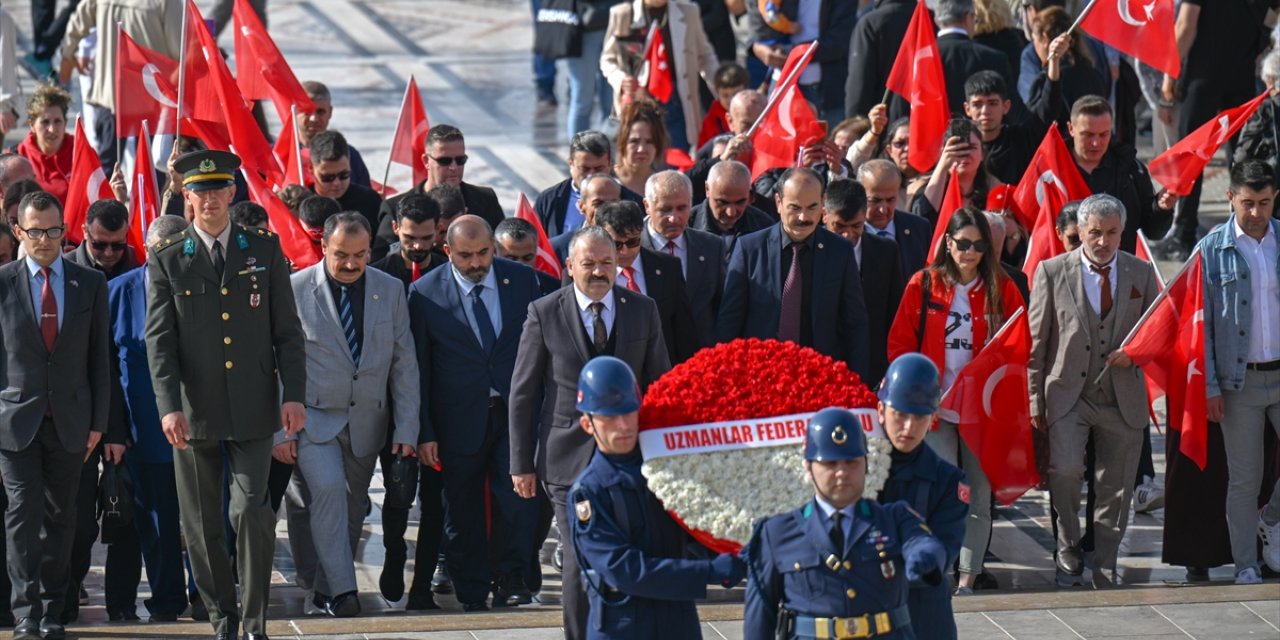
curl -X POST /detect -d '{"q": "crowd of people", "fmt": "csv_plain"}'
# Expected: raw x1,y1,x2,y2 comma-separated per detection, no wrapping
0,0,1277,639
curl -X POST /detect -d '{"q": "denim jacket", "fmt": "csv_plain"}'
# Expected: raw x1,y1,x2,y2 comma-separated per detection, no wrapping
1198,217,1280,396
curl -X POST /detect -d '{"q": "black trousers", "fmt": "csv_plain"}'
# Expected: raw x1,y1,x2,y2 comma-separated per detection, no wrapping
379,443,445,597
0,418,84,620
546,482,587,640
29,0,80,60
66,446,143,615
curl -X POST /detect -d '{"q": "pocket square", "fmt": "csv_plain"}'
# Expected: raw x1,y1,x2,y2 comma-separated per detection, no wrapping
1129,286,1142,300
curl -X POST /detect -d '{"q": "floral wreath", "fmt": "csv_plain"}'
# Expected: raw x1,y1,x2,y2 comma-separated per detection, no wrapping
639,339,889,554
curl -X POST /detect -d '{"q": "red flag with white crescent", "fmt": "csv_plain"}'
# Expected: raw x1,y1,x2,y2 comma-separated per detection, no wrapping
515,193,562,279
128,128,162,261
749,42,823,179
63,118,116,245
1149,92,1267,196
1079,0,1180,78
242,169,323,269
1011,127,1091,232
927,167,963,258
115,31,181,138
387,76,431,190
643,26,673,103
232,0,314,123
885,0,948,173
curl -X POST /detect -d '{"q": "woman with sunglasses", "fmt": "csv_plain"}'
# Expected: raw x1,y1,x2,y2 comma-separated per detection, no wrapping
887,206,1025,596
613,100,669,196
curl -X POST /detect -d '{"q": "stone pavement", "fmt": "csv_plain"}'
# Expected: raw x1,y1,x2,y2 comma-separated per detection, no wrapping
2,0,1275,637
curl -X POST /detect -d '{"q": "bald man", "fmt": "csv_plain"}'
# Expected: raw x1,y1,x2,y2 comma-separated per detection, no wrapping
858,158,933,277
689,160,775,260
640,170,725,347
687,90,767,204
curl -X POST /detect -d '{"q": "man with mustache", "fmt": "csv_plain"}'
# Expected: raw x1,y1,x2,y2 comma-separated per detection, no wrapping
717,167,871,378
509,226,669,640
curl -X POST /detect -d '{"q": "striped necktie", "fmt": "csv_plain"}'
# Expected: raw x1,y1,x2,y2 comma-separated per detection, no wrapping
339,285,360,364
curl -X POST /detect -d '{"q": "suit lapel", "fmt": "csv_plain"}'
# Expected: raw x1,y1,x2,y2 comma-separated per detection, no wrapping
804,501,840,557
1111,255,1134,340
10,263,45,351
669,4,687,78
846,510,872,559
495,263,522,346
767,226,783,299
440,269,484,353
58,264,82,351
559,288,592,363
1064,252,1091,330
311,266,354,365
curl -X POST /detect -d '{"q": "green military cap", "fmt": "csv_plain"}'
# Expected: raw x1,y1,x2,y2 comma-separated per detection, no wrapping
173,150,241,192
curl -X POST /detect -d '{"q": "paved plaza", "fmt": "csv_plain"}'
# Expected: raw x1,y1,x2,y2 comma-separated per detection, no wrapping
1,0,1276,637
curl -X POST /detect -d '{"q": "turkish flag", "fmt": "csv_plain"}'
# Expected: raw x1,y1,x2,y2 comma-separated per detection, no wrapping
1131,229,1169,428
242,168,322,269
749,42,824,179
1149,91,1268,196
939,308,1040,504
115,31,181,138
387,76,431,191
927,167,963,258
515,193,562,279
1021,184,1068,283
272,106,306,188
127,129,161,261
644,27,673,103
63,119,116,245
1080,0,1179,78
1121,254,1207,469
885,0,948,173
232,0,314,123
182,0,282,185
1011,127,1091,232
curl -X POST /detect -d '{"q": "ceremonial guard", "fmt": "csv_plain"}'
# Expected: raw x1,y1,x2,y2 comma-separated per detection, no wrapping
570,356,746,639
877,354,969,639
145,150,307,640
743,408,947,640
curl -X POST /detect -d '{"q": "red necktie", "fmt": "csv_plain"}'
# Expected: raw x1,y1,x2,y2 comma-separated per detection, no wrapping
664,241,677,256
621,266,640,292
778,244,803,342
411,261,422,282
1090,263,1112,318
40,266,57,352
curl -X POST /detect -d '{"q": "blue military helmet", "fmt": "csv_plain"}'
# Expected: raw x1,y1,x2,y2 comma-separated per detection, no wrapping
878,353,942,415
576,356,641,416
803,407,867,461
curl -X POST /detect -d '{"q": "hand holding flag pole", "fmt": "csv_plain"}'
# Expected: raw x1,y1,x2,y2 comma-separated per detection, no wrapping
1092,248,1201,385
744,41,819,138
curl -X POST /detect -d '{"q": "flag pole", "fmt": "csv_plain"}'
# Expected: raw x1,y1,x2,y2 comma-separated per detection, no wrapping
1138,230,1166,288
114,23,124,170
175,0,189,144
1051,0,1098,62
290,103,303,183
745,41,819,138
938,307,1025,406
1092,247,1201,384
380,79,412,198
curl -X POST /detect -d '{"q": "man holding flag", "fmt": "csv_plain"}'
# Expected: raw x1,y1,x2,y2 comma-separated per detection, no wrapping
1196,160,1280,584
1028,194,1160,589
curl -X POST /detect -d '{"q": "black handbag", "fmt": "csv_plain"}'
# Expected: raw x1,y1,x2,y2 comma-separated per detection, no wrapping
383,453,420,511
98,460,135,542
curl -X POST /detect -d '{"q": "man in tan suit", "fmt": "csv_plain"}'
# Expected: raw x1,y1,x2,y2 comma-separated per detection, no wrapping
1029,193,1160,589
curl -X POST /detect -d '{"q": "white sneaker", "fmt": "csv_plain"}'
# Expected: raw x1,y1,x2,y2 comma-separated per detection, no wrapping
1260,514,1280,572
1134,482,1165,513
1235,567,1262,585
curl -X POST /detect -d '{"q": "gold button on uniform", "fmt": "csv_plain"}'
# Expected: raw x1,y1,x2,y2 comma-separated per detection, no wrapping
794,562,802,570
225,361,233,369
221,288,229,296
184,290,191,296
222,312,230,321
223,337,232,345
846,588,857,599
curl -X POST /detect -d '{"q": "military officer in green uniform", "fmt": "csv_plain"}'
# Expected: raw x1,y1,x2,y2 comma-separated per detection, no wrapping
144,150,307,640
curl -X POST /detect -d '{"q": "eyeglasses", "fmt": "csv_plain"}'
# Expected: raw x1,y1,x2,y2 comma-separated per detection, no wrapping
950,237,989,253
429,154,468,167
317,171,351,183
89,239,128,253
18,225,65,240
889,140,909,150
614,237,642,250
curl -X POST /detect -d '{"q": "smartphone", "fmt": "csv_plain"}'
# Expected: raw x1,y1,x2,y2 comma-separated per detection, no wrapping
816,120,829,139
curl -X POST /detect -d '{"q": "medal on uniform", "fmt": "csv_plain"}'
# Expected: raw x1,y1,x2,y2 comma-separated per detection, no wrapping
250,293,261,308
575,500,592,523
881,560,895,580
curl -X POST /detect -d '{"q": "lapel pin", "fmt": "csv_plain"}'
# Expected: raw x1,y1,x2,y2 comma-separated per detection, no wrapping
69,279,79,288
655,269,662,276
245,257,257,266
818,243,824,250
698,255,705,262
372,294,379,300
904,229,911,235
503,278,510,285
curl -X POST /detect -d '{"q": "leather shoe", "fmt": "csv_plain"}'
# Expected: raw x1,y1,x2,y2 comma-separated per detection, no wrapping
325,591,360,618
404,590,439,611
430,561,453,595
190,596,209,621
379,546,406,601
12,618,39,640
1056,546,1083,576
461,601,489,612
149,611,180,622
492,572,533,607
310,592,330,615
37,616,65,640
108,607,141,622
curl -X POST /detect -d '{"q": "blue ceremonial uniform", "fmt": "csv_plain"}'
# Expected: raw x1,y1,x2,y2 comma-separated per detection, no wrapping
571,449,734,640
743,498,947,640
881,446,969,640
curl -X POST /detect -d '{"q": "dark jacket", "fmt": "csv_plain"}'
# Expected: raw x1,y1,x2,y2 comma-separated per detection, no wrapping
534,178,643,237
688,200,775,261
374,180,505,260
858,232,905,386
844,0,915,120
65,241,142,281
1075,144,1173,254
937,31,1019,119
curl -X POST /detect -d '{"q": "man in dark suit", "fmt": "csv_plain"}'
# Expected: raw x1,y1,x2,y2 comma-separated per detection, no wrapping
495,218,562,296
858,159,933,277
106,215,193,624
411,216,544,611
549,173,623,267
845,0,914,120
145,150,307,640
689,160,774,261
639,171,725,348
823,179,904,386
509,227,670,640
0,191,111,640
597,201,699,364
534,131,642,237
935,0,1022,118
373,125,504,259
717,168,871,377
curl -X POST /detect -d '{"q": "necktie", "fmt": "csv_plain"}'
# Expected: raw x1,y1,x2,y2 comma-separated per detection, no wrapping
877,230,891,238
1090,263,1112,318
470,285,498,353
212,239,226,277
830,512,845,556
621,266,640,293
39,266,57,352
339,285,361,364
663,241,677,256
590,301,607,352
778,244,804,342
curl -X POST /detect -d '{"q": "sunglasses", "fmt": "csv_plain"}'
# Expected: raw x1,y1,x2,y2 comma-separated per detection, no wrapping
889,140,909,150
18,225,65,240
317,171,351,183
90,240,129,253
1064,234,1081,247
950,237,989,253
614,237,642,250
429,154,468,167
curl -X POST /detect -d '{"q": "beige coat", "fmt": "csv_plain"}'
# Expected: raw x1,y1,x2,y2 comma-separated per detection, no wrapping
61,0,184,111
600,0,719,150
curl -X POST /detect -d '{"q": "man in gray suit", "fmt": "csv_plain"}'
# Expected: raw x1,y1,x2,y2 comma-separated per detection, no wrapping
639,171,725,347
1029,194,1160,589
0,191,110,640
509,227,670,640
281,213,420,617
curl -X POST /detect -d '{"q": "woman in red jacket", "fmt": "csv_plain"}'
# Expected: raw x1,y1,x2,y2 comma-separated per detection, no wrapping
887,206,1025,595
16,84,73,207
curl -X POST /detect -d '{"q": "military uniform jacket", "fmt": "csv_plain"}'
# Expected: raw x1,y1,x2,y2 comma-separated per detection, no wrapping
743,498,944,640
880,446,969,640
571,449,712,640
145,224,306,441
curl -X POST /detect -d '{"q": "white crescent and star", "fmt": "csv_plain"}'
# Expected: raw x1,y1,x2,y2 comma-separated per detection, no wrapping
981,365,1025,417
142,64,179,109
1034,170,1067,206
1116,0,1156,27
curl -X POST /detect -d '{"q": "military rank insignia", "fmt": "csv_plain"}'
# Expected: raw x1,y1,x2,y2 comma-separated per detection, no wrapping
250,293,261,308
183,237,196,255
575,500,592,523
881,560,895,580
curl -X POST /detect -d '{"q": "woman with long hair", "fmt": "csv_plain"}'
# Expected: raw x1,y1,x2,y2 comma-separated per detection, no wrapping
613,99,669,195
887,206,1026,595
912,119,1006,227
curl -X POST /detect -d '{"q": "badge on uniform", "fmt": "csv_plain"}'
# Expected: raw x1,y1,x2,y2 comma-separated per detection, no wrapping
250,293,261,308
183,236,196,256
236,232,249,250
957,482,971,505
575,499,592,523
881,560,895,580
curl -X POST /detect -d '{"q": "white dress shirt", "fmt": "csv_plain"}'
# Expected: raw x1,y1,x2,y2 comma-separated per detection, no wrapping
1081,252,1117,318
646,224,688,277
574,286,616,339
619,253,648,295
450,264,503,345
1234,221,1280,363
